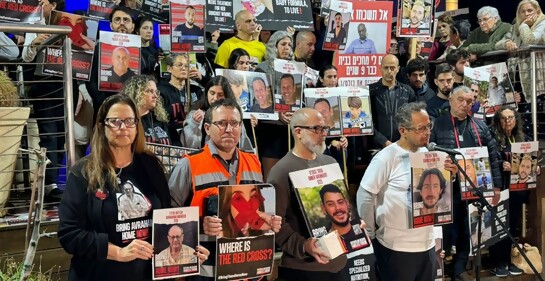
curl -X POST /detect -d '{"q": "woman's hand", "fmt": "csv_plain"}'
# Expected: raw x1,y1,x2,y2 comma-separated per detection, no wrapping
503,161,511,172
505,40,518,52
194,245,210,263
250,114,258,128
31,33,50,46
116,239,154,262
193,109,204,123
189,67,202,81
211,30,220,44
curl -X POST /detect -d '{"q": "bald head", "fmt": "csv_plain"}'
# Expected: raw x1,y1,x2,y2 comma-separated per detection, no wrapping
235,10,256,37
295,31,316,60
381,54,399,67
291,108,321,134
235,10,252,24
381,54,399,83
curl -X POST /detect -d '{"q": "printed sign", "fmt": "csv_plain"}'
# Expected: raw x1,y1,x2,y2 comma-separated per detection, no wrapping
0,0,41,23
510,141,539,191
98,31,141,92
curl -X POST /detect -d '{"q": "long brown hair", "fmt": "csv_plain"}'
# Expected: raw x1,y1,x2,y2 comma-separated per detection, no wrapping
218,185,265,238
84,94,147,193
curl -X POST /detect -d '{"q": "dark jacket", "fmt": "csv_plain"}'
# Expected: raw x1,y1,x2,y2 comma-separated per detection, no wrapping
369,79,417,147
140,44,159,78
430,114,503,190
58,153,170,281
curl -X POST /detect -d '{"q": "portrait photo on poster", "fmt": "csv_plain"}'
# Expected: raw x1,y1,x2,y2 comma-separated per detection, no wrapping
399,0,434,36
323,9,351,51
98,31,141,92
273,59,306,112
170,0,206,53
341,22,388,55
305,93,343,136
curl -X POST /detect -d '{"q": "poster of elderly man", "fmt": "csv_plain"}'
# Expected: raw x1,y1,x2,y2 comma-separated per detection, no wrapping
98,30,140,91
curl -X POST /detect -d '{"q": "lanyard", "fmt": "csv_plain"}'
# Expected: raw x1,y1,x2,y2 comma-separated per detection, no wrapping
451,115,482,148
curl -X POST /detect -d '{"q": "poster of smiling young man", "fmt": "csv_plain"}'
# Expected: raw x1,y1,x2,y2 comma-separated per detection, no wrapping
322,0,352,51
0,0,41,23
474,62,516,117
289,163,370,258
170,0,206,53
397,0,434,37
232,0,314,31
152,207,200,280
38,11,98,81
216,184,276,281
304,87,343,137
273,59,305,112
410,151,453,228
98,31,140,92
334,0,393,88
510,141,539,191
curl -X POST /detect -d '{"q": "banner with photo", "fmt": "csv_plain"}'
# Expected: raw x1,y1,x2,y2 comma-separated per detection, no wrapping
216,69,277,121
475,62,517,117
342,244,377,281
305,88,344,137
152,207,200,280
464,67,490,120
322,0,352,51
454,147,494,201
273,59,305,112
289,163,370,258
339,87,373,136
37,11,98,81
510,141,539,191
88,0,118,20
140,0,169,23
232,0,314,31
146,142,199,174
397,0,434,37
205,0,235,32
0,0,41,23
170,0,206,53
98,31,140,92
158,24,171,52
468,190,509,255
434,226,444,281
216,184,276,281
334,1,393,87
410,151,452,228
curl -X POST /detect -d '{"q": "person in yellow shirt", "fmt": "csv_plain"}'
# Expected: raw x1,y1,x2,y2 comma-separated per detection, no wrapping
214,10,266,68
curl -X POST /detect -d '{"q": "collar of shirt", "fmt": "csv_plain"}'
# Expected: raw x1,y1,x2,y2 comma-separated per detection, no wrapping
206,140,239,169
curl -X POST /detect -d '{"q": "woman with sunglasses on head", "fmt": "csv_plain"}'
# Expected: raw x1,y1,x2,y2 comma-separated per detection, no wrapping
182,76,254,152
58,94,209,281
122,75,173,146
487,106,538,277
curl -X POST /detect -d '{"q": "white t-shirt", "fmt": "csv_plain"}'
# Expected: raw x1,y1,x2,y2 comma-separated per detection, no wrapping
359,143,435,252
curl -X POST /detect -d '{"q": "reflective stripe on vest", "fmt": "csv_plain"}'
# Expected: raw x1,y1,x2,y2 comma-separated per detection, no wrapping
187,145,263,216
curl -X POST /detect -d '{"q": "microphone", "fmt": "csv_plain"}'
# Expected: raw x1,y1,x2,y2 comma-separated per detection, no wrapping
426,142,462,155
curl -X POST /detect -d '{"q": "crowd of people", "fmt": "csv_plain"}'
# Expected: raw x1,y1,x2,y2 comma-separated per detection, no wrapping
1,0,545,280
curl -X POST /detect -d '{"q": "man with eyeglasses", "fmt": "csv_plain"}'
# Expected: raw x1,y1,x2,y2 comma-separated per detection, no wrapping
214,10,266,68
357,102,458,281
155,225,197,266
267,108,348,280
369,54,417,149
118,181,151,221
169,98,269,278
461,6,511,61
430,86,503,280
426,63,454,119
87,5,136,123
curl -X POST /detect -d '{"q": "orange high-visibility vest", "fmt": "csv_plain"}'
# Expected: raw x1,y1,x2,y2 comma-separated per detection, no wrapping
187,144,263,216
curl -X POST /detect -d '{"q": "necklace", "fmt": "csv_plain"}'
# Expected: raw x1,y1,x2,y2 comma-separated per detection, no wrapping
116,167,123,185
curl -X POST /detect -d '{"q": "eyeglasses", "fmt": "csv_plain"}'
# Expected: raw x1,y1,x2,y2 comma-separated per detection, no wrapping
112,17,132,24
212,120,242,130
501,116,515,122
104,117,138,129
477,17,491,24
168,234,183,240
405,123,433,134
295,125,330,134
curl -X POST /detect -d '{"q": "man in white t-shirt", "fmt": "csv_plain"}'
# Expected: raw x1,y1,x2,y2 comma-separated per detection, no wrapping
357,102,457,281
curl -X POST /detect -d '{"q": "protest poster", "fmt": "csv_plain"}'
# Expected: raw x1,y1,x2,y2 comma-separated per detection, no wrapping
289,163,370,257
304,88,343,137
170,0,206,53
397,0,434,37
434,226,444,281
88,0,118,20
147,143,198,173
454,147,495,201
216,69,278,121
273,59,305,112
233,0,314,31
468,190,509,255
158,24,171,52
206,0,235,32
304,66,319,88
475,62,516,117
340,87,373,136
342,244,377,281
216,184,276,281
323,0,352,51
152,207,200,280
464,66,490,120
37,11,98,81
410,151,453,228
0,0,41,23
140,0,169,23
98,31,140,92
510,141,539,191
334,1,393,88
